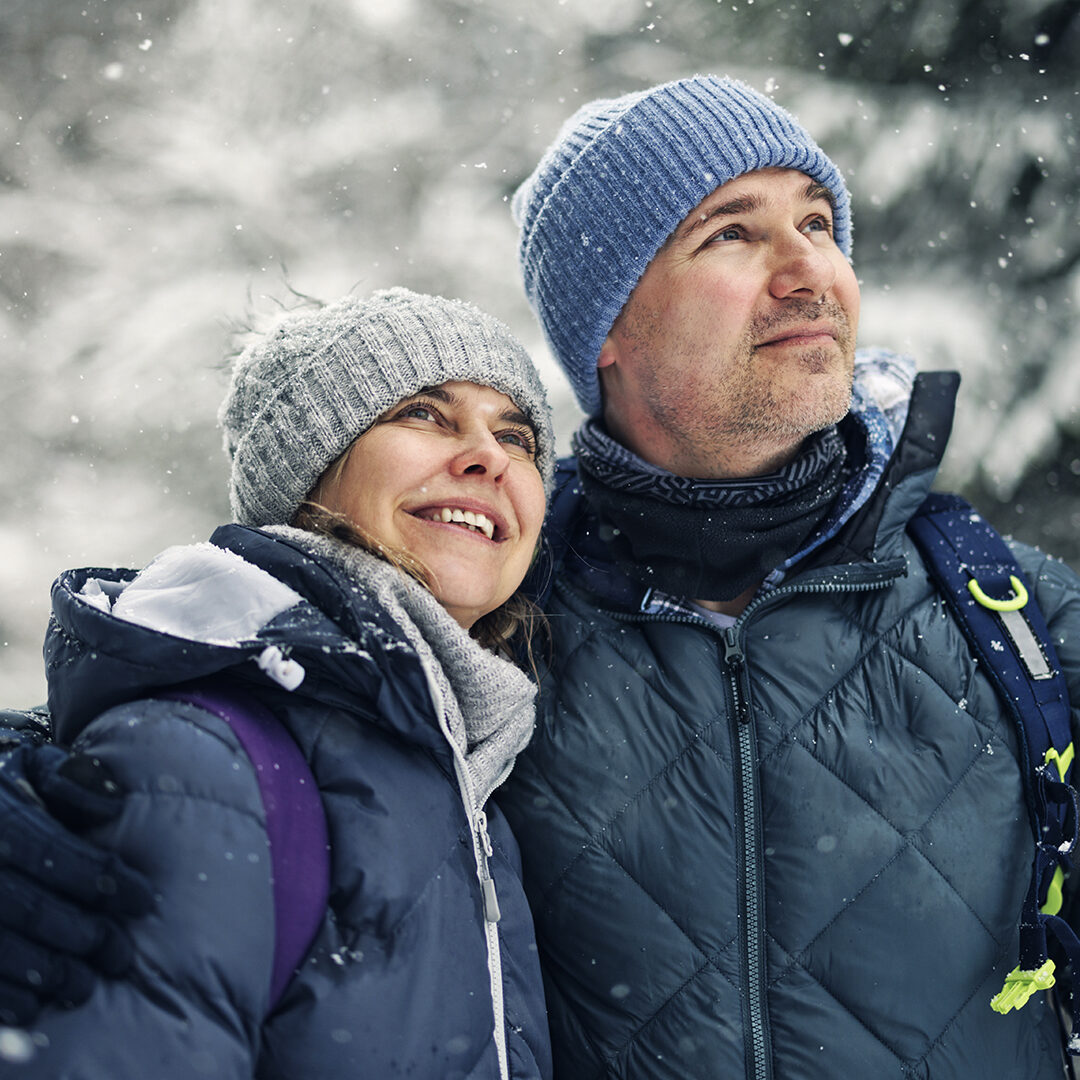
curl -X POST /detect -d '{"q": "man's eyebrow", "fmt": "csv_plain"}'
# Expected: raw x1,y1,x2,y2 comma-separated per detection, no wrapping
674,179,837,244
406,385,455,405
675,193,762,243
802,180,836,210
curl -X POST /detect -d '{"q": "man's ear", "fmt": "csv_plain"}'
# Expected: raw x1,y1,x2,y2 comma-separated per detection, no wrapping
597,335,617,369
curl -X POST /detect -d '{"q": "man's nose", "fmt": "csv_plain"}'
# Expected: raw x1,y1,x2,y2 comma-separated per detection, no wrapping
767,232,837,302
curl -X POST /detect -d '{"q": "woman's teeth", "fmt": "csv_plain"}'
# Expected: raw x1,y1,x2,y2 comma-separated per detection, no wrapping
423,507,495,540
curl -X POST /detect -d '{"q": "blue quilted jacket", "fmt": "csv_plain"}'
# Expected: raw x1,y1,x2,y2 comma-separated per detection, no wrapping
29,526,551,1080
498,371,1080,1079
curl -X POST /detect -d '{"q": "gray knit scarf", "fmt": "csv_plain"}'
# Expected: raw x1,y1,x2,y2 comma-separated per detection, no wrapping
266,526,537,809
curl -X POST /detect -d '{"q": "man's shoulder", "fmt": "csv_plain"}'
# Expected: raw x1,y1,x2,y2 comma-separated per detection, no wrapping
74,695,264,813
528,455,589,608
1008,538,1080,615
546,456,583,526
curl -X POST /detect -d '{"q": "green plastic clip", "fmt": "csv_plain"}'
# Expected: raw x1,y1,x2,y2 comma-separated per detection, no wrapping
968,574,1028,612
1041,867,1066,916
1046,744,1075,783
990,958,1056,1014
1040,746,1073,916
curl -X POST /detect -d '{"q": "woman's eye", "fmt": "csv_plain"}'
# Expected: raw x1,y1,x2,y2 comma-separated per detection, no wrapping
399,403,439,422
498,429,537,456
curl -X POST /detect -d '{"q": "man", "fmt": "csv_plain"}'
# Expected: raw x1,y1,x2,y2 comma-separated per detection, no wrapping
2,75,1079,1078
493,75,1080,1077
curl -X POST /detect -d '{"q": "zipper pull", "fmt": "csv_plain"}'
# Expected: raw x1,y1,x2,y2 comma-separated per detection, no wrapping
723,628,751,725
476,811,501,923
482,879,502,924
723,627,744,666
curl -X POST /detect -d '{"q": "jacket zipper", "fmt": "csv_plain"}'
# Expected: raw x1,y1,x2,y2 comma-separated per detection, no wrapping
424,676,510,1080
472,804,509,1079
725,577,900,1080
568,569,901,1080
724,626,772,1080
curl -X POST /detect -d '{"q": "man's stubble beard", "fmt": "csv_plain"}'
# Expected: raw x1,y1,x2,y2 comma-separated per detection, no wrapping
650,298,857,468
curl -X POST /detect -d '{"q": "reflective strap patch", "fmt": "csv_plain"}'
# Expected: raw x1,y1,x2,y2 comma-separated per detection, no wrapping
967,572,1052,678
998,608,1053,680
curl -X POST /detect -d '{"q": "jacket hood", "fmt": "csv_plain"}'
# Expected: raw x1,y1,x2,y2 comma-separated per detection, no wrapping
798,367,959,573
46,525,442,753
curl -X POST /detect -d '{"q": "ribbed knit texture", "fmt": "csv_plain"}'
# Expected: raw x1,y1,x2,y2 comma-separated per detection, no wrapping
512,75,853,415
219,287,555,526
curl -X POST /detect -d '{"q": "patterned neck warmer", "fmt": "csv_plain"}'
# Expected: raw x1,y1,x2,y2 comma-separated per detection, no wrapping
572,419,853,601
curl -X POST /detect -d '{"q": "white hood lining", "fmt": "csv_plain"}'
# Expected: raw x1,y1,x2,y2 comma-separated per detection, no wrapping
77,542,303,647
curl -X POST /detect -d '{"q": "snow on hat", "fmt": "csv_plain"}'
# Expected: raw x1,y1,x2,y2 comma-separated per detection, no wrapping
512,74,852,416
219,287,555,527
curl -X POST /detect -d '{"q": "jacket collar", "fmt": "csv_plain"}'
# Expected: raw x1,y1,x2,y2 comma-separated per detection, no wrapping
534,365,959,616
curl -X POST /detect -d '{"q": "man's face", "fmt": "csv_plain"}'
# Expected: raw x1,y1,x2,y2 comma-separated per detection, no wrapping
597,167,860,479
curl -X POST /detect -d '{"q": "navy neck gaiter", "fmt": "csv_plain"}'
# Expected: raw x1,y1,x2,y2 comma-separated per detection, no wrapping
572,419,852,601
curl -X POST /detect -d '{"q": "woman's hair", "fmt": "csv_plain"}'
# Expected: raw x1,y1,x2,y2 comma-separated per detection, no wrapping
292,450,547,671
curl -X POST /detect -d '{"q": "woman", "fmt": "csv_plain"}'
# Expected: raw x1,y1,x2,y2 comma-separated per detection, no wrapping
17,288,554,1079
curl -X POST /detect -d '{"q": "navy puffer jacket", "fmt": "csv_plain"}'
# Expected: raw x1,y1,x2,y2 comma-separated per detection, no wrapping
498,373,1080,1079
26,526,551,1080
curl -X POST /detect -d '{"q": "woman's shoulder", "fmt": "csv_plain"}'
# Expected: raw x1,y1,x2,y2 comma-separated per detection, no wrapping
74,694,265,821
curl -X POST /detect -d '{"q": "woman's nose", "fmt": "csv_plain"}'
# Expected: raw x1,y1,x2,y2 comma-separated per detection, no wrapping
450,429,510,481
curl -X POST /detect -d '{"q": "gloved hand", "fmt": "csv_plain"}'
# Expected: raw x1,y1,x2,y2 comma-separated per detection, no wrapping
0,739,155,1026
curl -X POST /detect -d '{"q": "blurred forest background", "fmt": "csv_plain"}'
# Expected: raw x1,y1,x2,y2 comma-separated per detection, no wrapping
1,0,1077,705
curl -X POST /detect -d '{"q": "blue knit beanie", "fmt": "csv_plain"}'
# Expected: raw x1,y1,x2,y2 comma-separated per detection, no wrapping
512,74,852,416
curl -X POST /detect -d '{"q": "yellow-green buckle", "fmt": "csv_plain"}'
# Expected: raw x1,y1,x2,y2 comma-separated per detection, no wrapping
968,574,1028,612
991,958,1056,1014
1040,746,1074,916
1046,744,1075,783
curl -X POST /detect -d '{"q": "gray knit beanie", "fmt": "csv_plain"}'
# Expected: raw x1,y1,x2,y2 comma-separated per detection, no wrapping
513,74,853,416
219,288,555,527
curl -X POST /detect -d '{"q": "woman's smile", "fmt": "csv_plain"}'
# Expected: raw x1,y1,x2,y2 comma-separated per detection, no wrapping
311,381,546,628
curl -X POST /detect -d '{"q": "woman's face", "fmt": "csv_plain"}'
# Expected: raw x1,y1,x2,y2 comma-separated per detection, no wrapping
314,381,547,628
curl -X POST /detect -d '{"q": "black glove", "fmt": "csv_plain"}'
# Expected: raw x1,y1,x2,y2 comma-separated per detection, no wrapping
0,739,155,1026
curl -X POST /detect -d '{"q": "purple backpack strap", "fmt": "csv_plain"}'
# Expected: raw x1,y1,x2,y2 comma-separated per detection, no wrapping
159,683,330,1009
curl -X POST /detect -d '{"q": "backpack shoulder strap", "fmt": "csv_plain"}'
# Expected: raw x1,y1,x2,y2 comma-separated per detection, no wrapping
158,682,329,1012
908,493,1080,1033
909,492,1073,786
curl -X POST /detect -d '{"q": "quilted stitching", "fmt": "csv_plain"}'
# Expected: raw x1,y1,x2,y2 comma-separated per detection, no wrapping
501,542,1061,1077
